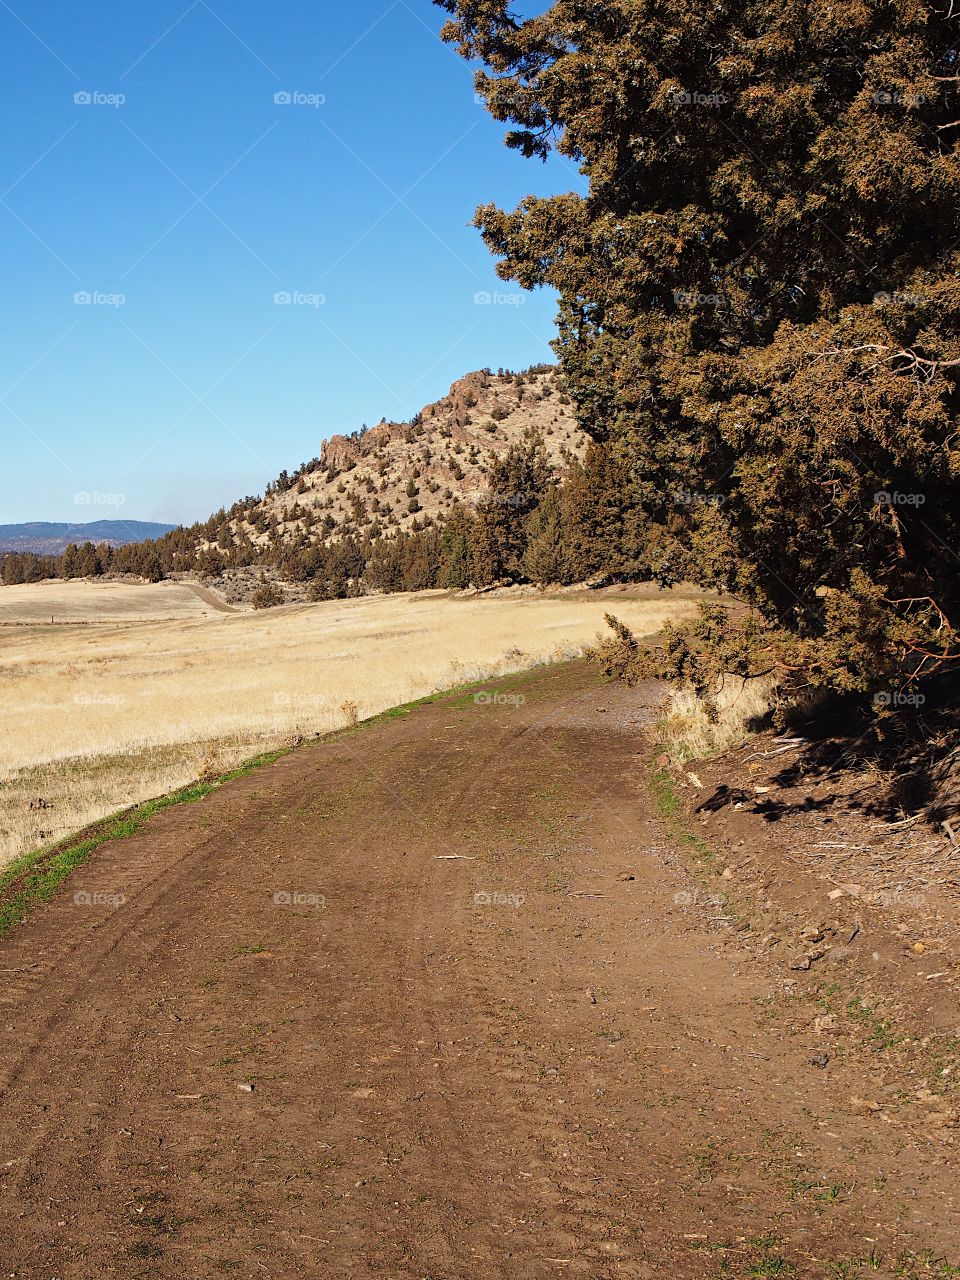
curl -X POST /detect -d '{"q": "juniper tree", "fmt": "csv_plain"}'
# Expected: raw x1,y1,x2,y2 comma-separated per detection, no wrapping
437,503,476,588
523,485,566,584
437,0,960,695
561,443,646,583
471,435,554,583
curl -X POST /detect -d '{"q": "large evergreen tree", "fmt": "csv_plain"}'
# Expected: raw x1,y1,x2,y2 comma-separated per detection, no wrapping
471,435,554,584
437,503,476,588
523,485,566,584
437,0,960,694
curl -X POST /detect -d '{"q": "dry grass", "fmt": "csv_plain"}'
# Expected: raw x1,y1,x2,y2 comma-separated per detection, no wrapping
0,581,700,866
0,579,217,624
659,675,778,763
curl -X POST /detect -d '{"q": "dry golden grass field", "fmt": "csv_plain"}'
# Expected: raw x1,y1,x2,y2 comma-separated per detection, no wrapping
0,580,701,867
0,579,221,624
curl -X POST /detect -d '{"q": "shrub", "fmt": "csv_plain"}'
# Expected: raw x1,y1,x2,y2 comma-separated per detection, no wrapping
251,581,284,610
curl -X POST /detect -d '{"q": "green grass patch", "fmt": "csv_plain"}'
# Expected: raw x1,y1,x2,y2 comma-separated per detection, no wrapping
649,759,716,868
0,659,580,940
330,659,561,737
748,1261,795,1279
845,997,904,1053
0,751,293,941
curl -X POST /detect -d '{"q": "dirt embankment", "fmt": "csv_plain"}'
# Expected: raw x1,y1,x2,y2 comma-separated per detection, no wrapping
0,662,957,1278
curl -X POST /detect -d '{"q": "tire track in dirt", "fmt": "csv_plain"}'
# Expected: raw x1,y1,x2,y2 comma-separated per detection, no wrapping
0,791,305,1207
0,661,957,1279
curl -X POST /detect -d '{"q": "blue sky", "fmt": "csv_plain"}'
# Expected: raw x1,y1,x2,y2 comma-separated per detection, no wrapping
0,0,577,526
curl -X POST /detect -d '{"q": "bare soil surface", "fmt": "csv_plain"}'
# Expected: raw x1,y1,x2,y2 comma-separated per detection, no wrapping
179,581,239,614
1,661,958,1279
684,718,960,1042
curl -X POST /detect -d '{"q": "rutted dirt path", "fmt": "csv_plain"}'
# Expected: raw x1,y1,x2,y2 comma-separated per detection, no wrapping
179,581,239,613
0,662,957,1279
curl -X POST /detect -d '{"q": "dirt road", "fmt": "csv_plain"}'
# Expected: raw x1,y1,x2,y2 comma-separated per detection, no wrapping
179,581,239,613
0,663,956,1278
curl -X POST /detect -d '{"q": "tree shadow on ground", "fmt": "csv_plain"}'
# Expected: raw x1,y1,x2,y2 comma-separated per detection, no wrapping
695,670,960,829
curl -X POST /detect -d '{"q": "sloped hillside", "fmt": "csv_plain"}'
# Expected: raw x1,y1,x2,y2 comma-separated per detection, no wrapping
0,366,593,597
228,366,587,550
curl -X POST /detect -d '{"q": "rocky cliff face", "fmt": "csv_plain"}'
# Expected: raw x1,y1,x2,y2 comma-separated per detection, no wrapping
234,367,588,548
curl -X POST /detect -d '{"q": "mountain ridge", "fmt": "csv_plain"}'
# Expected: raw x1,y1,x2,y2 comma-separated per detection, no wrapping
0,521,176,555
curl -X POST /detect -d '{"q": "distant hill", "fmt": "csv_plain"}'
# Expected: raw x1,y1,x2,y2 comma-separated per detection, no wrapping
220,366,586,552
0,366,592,599
0,521,176,555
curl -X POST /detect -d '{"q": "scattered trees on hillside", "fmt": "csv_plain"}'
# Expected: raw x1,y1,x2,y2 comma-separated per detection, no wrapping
0,428,657,599
470,436,553,584
359,434,640,593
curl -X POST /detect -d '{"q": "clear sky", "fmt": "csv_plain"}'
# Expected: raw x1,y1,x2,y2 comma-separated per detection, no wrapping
0,0,578,526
